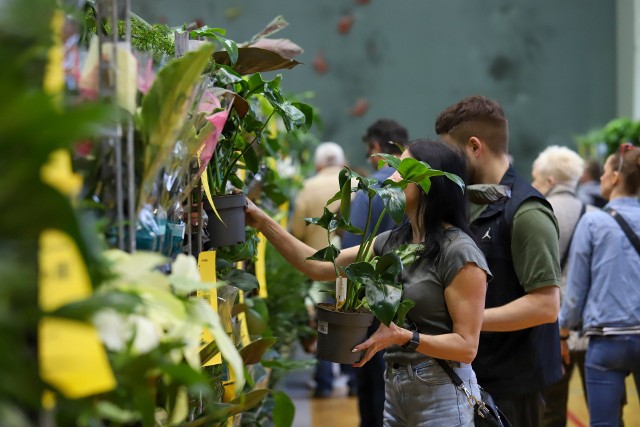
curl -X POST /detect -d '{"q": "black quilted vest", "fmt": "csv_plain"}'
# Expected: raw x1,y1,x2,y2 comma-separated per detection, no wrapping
471,165,563,397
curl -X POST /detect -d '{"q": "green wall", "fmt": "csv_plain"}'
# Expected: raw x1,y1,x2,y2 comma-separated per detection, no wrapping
134,0,616,176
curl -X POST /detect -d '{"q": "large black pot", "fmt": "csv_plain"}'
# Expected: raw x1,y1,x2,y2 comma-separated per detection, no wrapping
316,303,374,364
206,193,246,248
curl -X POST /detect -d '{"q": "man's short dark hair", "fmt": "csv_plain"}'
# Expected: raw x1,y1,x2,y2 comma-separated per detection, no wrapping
435,95,509,154
363,119,409,155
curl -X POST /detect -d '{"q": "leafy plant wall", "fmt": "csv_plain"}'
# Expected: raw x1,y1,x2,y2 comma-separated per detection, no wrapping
0,1,321,426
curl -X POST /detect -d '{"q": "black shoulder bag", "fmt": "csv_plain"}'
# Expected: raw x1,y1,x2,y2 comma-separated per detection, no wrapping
436,359,512,427
604,208,640,257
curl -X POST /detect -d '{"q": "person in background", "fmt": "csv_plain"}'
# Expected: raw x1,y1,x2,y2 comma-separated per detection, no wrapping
290,141,349,398
577,159,607,208
436,95,562,427
559,144,640,426
342,119,409,427
530,146,597,427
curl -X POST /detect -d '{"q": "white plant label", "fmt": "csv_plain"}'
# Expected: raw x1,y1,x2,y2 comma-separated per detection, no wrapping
336,277,347,310
318,320,328,335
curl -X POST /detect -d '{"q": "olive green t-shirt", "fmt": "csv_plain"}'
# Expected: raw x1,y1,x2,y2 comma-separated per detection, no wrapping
373,227,491,364
471,199,561,293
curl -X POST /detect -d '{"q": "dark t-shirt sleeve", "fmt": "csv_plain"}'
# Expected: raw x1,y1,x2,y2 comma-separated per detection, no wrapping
372,230,393,256
439,233,492,287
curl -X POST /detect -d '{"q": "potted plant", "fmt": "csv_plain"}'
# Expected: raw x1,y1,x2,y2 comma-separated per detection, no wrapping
306,154,464,364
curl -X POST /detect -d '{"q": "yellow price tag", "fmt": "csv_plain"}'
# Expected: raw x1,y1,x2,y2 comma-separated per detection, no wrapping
198,251,222,366
38,230,116,398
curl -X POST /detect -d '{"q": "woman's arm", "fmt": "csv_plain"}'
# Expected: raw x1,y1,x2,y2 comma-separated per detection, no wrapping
352,263,487,366
245,199,361,280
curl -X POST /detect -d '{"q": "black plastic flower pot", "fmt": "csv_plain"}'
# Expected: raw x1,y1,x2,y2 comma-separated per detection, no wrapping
206,193,246,248
316,303,374,364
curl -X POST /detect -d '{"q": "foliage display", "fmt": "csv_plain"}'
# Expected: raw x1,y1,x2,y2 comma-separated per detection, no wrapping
307,154,464,326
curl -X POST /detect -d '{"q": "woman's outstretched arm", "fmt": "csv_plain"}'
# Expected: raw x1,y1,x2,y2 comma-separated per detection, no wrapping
245,199,360,281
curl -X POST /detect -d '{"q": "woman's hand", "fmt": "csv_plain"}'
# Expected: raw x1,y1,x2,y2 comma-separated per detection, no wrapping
351,322,411,368
244,198,269,230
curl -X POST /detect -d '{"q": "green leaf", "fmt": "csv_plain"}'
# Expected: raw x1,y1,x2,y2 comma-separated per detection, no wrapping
221,268,259,292
239,337,277,365
305,207,337,231
140,43,215,209
306,245,340,263
243,144,260,173
291,101,313,132
373,186,405,224
50,291,142,320
375,153,401,170
374,252,403,281
272,391,295,427
339,179,352,223
394,299,415,326
190,27,238,65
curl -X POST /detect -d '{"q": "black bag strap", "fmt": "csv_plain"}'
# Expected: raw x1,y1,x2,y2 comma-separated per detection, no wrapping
604,208,640,258
560,202,587,270
436,359,465,386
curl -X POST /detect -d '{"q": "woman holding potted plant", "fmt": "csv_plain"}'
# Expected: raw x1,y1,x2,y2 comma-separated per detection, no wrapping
245,139,491,425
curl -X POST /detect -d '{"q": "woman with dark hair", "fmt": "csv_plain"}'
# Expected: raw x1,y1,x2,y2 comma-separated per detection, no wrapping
245,139,490,426
560,144,640,426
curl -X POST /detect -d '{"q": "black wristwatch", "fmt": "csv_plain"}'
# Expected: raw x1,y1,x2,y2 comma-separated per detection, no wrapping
401,330,420,351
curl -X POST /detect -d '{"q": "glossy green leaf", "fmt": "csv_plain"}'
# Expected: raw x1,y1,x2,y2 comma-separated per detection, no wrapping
374,252,403,281
221,268,259,292
375,153,402,170
272,391,295,427
306,245,340,262
395,299,415,326
305,207,336,231
339,179,352,224
239,337,277,365
373,186,406,225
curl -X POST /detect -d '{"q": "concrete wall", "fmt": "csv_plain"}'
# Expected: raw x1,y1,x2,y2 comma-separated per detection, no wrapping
133,0,616,175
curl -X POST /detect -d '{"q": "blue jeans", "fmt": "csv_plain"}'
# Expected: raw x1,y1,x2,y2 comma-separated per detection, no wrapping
586,335,640,427
383,358,479,426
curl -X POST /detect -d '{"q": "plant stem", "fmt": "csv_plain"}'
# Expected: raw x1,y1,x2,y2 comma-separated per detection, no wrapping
354,195,374,263
362,207,387,263
220,111,276,191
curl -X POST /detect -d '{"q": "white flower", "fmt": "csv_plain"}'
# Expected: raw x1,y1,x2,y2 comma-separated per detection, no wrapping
131,315,161,354
93,309,133,352
171,254,200,281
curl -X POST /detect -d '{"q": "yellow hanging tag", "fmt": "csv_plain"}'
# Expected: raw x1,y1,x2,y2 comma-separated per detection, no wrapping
236,290,251,348
44,9,64,99
255,233,268,298
38,229,116,398
198,251,222,366
41,149,83,198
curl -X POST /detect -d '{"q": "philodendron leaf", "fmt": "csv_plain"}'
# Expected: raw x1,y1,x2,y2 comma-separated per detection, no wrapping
374,252,403,282
346,259,403,326
394,299,415,326
221,268,259,292
366,281,403,327
306,245,340,262
188,27,239,65
239,337,277,365
305,207,337,231
339,178,351,222
373,186,405,225
335,217,363,235
375,153,401,170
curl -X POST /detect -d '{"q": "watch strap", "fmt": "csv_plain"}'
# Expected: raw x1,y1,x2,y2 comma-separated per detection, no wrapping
401,330,420,351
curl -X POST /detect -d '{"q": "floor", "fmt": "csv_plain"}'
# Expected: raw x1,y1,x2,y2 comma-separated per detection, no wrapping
281,346,640,427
